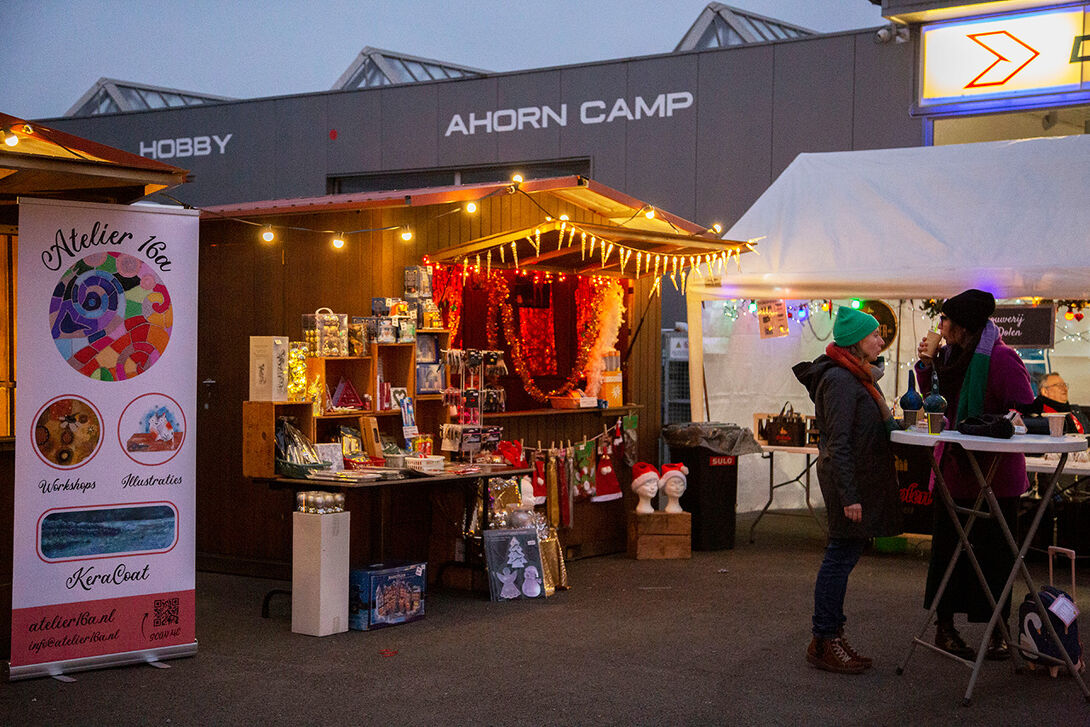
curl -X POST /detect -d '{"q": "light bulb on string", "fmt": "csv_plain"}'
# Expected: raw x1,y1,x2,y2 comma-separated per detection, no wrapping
261,226,275,243
400,227,413,241
332,233,346,249
851,299,862,309
465,201,478,214
644,206,656,220
1,127,17,146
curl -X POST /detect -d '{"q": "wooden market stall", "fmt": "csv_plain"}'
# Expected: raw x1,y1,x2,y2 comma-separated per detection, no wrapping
205,175,747,580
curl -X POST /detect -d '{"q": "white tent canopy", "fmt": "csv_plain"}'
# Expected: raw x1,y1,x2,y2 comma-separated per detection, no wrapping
690,134,1090,303
685,134,1090,421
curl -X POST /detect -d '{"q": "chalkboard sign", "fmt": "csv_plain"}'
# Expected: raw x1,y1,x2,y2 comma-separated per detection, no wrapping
991,304,1055,349
483,528,546,601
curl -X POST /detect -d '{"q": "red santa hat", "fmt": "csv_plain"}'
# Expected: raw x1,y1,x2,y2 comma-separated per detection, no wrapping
630,462,660,493
659,462,689,485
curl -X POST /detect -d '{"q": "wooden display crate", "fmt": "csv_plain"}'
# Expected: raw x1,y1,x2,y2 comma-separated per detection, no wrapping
626,511,691,560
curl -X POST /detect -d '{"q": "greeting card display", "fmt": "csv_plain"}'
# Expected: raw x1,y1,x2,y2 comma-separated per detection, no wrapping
483,528,546,601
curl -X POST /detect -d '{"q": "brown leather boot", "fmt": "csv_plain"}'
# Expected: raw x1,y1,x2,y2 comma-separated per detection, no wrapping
837,630,872,668
935,620,975,660
806,636,867,674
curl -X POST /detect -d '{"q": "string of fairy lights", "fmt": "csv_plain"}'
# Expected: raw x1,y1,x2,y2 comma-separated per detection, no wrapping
712,297,1090,373
175,174,748,295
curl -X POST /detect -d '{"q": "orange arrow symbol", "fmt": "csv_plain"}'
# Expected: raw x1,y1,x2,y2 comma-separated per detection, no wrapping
965,31,1040,88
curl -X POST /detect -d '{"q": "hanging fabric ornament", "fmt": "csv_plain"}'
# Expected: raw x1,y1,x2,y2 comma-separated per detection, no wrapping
591,437,622,502
546,450,560,528
572,439,596,500
532,453,547,506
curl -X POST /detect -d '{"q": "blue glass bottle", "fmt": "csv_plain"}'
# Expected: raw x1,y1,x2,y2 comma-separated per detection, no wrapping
899,369,924,412
923,371,947,414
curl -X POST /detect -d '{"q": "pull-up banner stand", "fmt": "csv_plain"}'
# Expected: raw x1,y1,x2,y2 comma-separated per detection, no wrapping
8,198,198,680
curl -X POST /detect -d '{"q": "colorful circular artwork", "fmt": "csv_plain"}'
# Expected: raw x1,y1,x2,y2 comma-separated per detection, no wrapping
33,396,103,468
49,251,173,381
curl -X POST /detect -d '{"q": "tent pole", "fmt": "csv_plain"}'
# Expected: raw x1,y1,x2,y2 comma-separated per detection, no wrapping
894,299,904,400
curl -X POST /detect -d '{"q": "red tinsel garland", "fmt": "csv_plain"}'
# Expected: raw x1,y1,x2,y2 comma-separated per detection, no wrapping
485,272,604,402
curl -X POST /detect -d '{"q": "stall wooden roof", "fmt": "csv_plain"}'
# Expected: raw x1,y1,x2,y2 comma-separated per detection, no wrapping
202,175,752,279
0,112,189,213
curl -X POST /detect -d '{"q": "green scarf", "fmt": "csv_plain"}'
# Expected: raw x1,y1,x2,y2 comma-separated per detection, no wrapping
958,320,999,421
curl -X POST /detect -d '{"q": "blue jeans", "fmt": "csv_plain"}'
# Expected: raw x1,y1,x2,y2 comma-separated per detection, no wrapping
812,537,866,639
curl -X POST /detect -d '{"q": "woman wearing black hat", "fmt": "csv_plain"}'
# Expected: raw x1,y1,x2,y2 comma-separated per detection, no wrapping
914,288,1034,661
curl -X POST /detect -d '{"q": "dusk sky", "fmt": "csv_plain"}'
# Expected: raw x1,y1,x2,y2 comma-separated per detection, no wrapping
2,1,886,120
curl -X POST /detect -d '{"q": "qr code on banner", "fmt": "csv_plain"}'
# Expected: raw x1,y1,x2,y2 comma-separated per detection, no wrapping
154,597,180,627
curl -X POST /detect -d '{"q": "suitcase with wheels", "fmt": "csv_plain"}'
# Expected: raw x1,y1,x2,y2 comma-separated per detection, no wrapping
1019,546,1084,677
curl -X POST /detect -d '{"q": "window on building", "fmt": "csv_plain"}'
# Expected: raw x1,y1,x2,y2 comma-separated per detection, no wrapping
329,159,590,195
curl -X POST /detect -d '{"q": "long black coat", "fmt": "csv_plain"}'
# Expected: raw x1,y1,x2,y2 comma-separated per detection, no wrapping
793,356,902,539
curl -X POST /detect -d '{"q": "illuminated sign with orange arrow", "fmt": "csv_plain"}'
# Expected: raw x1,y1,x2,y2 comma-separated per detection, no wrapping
920,5,1089,108
964,31,1040,88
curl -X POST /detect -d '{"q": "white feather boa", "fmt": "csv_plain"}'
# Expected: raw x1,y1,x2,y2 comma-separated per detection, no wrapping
583,280,626,397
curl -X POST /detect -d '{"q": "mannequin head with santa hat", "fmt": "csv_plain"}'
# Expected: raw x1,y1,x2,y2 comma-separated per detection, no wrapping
659,463,688,513
630,462,660,514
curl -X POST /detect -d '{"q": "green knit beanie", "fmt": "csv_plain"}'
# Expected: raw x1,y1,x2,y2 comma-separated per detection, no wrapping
833,306,879,347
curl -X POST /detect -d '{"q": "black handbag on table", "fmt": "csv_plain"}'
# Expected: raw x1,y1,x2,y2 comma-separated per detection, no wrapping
764,402,807,447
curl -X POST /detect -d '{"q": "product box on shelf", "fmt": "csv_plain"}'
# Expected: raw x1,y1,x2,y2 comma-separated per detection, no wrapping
349,561,426,630
302,308,349,357
249,335,289,401
403,266,433,299
600,370,623,408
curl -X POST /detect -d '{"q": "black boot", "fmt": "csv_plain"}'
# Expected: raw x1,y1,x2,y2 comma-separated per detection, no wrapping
935,619,975,660
986,628,1011,661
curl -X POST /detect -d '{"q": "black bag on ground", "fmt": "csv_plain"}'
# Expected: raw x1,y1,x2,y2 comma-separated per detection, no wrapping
763,402,807,447
1018,547,1084,676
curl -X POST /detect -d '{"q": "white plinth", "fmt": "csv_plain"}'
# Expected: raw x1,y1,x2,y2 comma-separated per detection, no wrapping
292,510,350,636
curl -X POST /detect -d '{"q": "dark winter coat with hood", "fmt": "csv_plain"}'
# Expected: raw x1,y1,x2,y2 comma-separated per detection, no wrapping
792,355,903,539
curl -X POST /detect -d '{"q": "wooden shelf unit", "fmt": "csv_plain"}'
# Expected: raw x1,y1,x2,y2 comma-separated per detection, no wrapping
243,331,454,478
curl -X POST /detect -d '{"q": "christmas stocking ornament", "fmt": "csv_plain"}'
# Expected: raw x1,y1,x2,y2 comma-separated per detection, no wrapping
591,439,622,502
659,462,689,513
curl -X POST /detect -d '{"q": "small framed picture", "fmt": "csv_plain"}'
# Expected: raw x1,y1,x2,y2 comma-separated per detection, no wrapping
416,364,443,394
416,334,439,363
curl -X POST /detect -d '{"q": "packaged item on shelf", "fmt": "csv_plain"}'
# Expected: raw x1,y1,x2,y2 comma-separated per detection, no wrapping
403,266,433,299
302,307,349,356
417,363,443,393
349,561,426,631
275,417,331,477
376,317,397,344
396,316,416,342
249,336,289,401
371,298,390,316
287,342,309,401
348,317,369,357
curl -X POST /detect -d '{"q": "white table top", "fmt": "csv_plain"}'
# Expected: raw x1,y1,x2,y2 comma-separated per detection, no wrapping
1025,457,1090,475
760,444,819,455
891,428,1088,454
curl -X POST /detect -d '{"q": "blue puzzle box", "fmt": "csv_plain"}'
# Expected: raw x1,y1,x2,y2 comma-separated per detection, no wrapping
349,561,426,631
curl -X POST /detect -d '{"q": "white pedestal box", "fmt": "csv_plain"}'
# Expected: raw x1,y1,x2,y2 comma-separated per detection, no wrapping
292,510,350,636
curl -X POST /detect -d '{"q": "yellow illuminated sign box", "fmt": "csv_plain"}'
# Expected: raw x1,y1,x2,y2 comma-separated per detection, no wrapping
920,5,1090,109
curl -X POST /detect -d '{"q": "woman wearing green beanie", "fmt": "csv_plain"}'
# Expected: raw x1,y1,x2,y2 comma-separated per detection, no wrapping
792,305,902,674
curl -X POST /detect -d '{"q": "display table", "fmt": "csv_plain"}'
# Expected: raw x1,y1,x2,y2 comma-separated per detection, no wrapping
749,445,825,543
255,465,534,611
891,428,1090,705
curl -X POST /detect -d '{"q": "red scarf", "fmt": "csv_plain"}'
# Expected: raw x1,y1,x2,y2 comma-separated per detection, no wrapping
825,343,891,422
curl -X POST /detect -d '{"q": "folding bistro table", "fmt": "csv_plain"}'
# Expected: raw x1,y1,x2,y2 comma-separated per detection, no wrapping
891,428,1090,706
749,444,826,543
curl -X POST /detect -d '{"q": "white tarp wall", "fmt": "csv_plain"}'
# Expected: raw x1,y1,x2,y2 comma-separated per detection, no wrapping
686,135,1090,513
